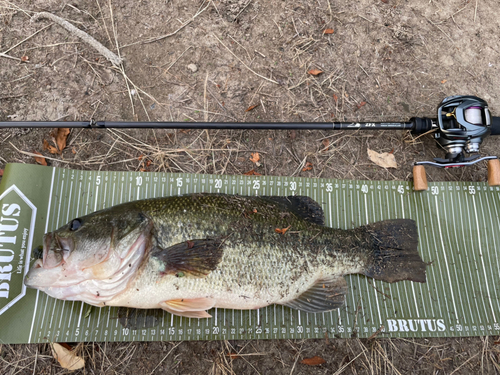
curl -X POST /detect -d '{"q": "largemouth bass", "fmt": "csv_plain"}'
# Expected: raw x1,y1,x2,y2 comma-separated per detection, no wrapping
25,194,426,318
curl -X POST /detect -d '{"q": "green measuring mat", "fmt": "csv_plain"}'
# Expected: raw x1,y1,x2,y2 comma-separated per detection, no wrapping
0,163,499,344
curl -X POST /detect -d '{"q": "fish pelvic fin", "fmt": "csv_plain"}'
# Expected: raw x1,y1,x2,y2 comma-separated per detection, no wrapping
152,239,223,277
363,219,426,283
282,276,347,313
159,298,214,318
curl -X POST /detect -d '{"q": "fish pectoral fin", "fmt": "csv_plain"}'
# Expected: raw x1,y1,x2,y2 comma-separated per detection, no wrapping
159,298,215,318
152,239,223,277
282,276,348,313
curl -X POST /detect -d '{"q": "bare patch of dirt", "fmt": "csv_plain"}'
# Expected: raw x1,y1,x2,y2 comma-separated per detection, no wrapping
2,0,500,373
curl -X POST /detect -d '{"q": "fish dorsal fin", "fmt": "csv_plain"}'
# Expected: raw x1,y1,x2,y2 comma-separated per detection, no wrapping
159,298,214,318
282,276,348,313
152,239,223,277
263,196,325,225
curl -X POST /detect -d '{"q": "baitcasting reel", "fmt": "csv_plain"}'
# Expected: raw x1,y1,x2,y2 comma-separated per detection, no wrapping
412,95,500,190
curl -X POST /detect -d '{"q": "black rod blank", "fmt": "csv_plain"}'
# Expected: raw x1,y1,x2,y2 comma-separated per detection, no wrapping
0,120,415,131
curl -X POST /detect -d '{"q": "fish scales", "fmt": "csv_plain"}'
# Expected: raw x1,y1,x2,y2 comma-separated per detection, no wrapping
25,194,426,318
138,195,364,304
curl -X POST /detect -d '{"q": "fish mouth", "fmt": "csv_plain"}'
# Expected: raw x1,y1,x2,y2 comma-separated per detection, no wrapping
39,233,74,269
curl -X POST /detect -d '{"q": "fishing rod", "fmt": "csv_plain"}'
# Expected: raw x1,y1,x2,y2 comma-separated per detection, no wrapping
2,95,500,190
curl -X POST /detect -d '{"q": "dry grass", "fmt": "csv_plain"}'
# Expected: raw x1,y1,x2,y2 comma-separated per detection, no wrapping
2,338,499,374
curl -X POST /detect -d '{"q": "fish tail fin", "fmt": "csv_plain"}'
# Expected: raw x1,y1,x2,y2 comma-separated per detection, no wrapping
363,219,426,283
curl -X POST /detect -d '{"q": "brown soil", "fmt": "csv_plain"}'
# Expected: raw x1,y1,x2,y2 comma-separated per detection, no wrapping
1,0,500,373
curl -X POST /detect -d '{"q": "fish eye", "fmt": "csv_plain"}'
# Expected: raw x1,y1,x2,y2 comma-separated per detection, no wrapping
70,218,82,231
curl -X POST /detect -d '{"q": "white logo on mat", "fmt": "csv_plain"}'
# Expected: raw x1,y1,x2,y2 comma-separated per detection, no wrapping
0,185,37,315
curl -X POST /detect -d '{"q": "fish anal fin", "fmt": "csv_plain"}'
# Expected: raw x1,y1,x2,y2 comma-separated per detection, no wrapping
159,298,214,318
283,276,347,313
263,196,325,226
152,239,223,277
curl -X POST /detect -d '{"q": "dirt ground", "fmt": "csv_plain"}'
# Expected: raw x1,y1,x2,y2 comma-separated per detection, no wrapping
1,0,500,373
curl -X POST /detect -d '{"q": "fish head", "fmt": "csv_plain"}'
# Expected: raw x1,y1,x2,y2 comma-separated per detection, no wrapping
25,206,152,303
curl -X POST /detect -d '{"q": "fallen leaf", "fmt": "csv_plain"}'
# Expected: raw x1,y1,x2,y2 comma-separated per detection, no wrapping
84,305,93,318
187,240,195,249
54,128,70,154
138,154,144,161
322,139,330,151
71,147,77,154
381,0,388,3
323,28,334,34
333,94,338,103
441,79,447,84
301,356,326,366
43,139,58,154
249,152,260,164
357,101,367,109
367,149,398,169
0,170,3,177
245,104,259,112
302,162,313,171
308,69,323,76
227,353,240,359
59,343,73,351
275,225,291,235
33,152,47,166
21,55,29,62
51,343,85,371
244,169,262,176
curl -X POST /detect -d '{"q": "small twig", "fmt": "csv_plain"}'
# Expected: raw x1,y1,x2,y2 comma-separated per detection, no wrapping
213,34,278,85
9,143,72,164
136,0,211,45
31,12,123,66
233,0,252,21
0,53,21,61
163,46,192,74
424,16,454,44
204,72,209,122
368,325,385,340
1,23,53,60
148,342,182,375
449,353,479,375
